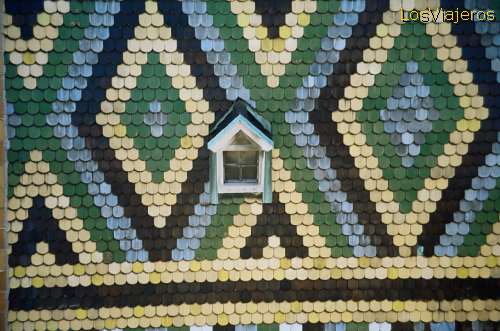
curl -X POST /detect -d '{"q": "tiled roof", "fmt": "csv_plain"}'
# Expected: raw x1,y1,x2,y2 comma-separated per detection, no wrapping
3,0,500,330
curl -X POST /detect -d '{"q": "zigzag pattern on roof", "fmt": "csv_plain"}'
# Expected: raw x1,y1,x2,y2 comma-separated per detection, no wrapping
3,0,500,329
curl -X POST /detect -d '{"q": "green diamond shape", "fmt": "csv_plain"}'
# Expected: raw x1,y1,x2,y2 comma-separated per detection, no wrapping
358,23,464,213
122,52,190,183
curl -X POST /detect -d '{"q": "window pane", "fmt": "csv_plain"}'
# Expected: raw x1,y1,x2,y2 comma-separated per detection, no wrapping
240,151,258,164
241,165,257,181
223,151,239,164
223,151,259,183
224,165,239,181
232,132,253,145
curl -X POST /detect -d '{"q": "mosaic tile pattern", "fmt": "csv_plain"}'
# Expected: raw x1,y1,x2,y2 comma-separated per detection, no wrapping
379,60,440,169
4,0,500,330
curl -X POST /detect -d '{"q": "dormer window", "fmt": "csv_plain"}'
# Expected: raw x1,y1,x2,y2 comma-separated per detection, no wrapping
208,99,273,203
220,131,261,191
223,133,259,184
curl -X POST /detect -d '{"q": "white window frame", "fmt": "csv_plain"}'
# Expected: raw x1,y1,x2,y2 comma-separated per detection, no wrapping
208,115,273,196
217,145,264,194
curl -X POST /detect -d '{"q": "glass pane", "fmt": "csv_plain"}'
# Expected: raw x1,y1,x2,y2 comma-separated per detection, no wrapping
223,150,259,183
224,165,239,181
241,165,257,181
223,151,239,165
232,132,253,145
240,151,258,164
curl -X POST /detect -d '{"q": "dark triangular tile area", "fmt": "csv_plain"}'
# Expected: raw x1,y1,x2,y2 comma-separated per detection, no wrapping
214,325,235,331
9,197,79,267
254,0,292,39
240,193,308,259
302,323,323,331
454,322,473,331
391,323,416,331
5,0,45,40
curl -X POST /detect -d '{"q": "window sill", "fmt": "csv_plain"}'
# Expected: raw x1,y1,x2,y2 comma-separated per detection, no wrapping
218,182,263,194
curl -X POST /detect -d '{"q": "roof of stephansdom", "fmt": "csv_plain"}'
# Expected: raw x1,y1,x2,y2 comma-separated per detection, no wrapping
3,0,500,330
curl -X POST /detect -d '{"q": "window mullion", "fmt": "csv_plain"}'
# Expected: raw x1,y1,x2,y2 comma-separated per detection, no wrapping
238,152,243,181
240,152,244,181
